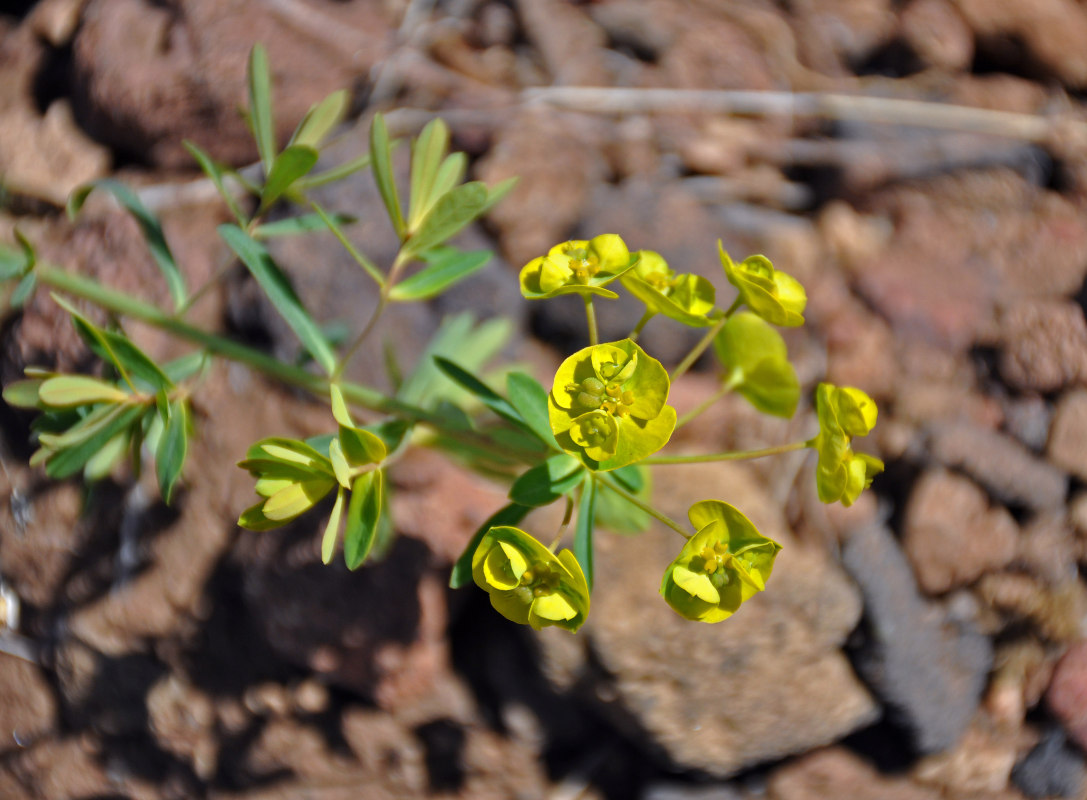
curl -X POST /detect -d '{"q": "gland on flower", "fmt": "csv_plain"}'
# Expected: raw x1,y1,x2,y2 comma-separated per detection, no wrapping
718,243,806,327
660,500,782,623
472,525,590,632
712,311,800,418
810,382,883,507
620,250,716,327
549,339,676,471
519,234,636,300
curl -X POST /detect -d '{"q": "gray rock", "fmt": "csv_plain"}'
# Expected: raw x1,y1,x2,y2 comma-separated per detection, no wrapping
538,462,878,777
1011,729,1086,799
842,523,993,754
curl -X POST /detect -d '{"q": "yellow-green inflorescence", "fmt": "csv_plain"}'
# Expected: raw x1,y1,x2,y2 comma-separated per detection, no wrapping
719,243,806,327
520,234,637,300
661,500,782,623
472,525,590,632
620,250,715,326
810,383,884,507
548,339,676,471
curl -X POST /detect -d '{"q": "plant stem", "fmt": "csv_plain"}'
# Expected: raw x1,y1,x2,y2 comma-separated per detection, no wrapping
629,310,654,342
675,374,739,429
583,295,598,345
643,440,808,465
670,299,741,382
595,473,689,538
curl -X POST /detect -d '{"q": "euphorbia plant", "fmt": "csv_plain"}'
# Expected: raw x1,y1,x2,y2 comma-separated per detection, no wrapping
0,45,882,634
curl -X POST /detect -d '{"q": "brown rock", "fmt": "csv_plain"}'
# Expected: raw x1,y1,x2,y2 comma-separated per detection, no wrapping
976,572,1087,643
928,421,1068,511
912,720,1020,796
0,655,56,751
540,462,877,777
1000,301,1087,392
900,0,974,72
147,675,217,780
1048,390,1087,481
1047,641,1087,750
515,0,611,86
658,17,776,91
769,748,938,800
903,470,1018,594
1017,513,1079,587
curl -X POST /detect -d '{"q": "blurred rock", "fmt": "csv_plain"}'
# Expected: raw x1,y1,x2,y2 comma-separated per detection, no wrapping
1017,514,1078,587
900,0,974,72
515,0,610,86
0,737,120,800
902,469,1018,595
913,718,1019,795
927,421,1068,512
843,523,992,754
540,462,877,777
1048,390,1087,482
1003,394,1051,452
0,654,56,751
1047,641,1087,751
72,0,389,167
976,572,1087,643
658,14,775,91
999,300,1087,393
768,747,937,800
147,674,217,781
1011,728,1085,799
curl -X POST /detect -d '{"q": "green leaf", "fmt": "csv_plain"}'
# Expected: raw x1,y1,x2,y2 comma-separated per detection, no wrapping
429,152,466,203
183,141,245,224
219,224,337,375
433,356,525,427
294,155,371,192
161,351,208,384
156,398,189,504
263,477,336,520
38,375,128,407
321,488,346,564
0,244,26,280
595,466,652,534
508,454,584,507
397,313,510,409
330,383,353,427
83,428,130,481
369,113,405,238
506,372,559,449
576,480,596,589
402,182,488,260
3,378,43,409
388,247,490,302
238,501,289,531
67,180,187,310
481,177,517,215
253,212,356,239
309,201,385,287
448,502,531,589
248,43,276,172
611,463,646,493
339,425,387,466
290,89,349,149
408,118,450,230
343,470,383,570
329,437,351,488
10,272,36,308
245,437,333,473
44,404,144,479
259,145,319,213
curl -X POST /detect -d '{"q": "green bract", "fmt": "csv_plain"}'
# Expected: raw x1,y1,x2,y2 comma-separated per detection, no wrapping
713,311,799,418
661,500,782,623
620,250,715,327
548,339,676,471
810,383,883,507
519,234,635,300
719,243,806,327
472,525,590,632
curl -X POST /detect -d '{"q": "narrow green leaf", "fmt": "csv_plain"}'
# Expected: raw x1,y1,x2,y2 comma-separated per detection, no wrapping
344,470,383,570
259,145,319,213
248,44,276,172
10,273,36,308
67,180,187,310
294,154,371,192
309,201,384,287
612,464,646,493
329,437,352,488
156,398,189,504
339,425,386,466
595,467,652,534
330,383,353,427
433,356,524,427
480,177,518,215
219,223,337,375
506,372,559,448
290,89,349,149
321,488,346,564
237,458,324,484
239,501,288,531
14,229,36,271
161,351,208,384
369,476,396,562
408,118,450,230
402,182,487,260
247,437,333,472
2,378,43,409
388,247,490,302
38,375,128,407
0,244,26,280
263,478,336,520
508,453,584,507
429,152,466,205
183,141,245,223
253,212,355,239
448,503,531,588
576,479,596,589
369,113,405,238
44,404,144,479
83,428,130,481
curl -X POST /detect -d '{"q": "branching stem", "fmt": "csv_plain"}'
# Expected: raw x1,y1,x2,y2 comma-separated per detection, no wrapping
644,440,808,465
595,473,689,538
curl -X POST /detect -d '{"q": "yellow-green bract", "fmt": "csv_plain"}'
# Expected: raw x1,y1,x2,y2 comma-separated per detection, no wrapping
472,526,590,632
620,250,715,327
548,339,676,471
519,234,635,300
719,243,806,327
712,311,799,418
660,500,782,623
810,383,884,507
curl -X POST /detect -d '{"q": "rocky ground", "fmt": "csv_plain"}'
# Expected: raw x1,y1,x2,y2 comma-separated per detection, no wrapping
2,0,1087,798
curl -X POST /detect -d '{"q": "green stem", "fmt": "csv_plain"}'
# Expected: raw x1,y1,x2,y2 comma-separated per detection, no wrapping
675,374,739,429
595,473,689,538
670,297,742,382
583,295,598,346
643,440,808,465
628,310,654,342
